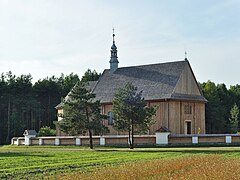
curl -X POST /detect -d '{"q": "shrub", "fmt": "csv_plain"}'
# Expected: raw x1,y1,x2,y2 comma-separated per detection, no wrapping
38,126,56,136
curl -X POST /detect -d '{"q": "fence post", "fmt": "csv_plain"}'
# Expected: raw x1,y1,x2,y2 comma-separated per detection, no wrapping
100,137,105,146
76,138,81,146
192,136,198,144
39,138,43,145
55,138,60,146
226,136,232,143
16,138,20,146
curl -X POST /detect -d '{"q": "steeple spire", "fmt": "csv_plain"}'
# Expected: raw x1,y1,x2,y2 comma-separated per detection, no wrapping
109,28,119,71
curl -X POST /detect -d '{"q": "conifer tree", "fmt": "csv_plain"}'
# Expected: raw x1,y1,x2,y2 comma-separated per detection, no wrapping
56,81,108,149
112,82,156,149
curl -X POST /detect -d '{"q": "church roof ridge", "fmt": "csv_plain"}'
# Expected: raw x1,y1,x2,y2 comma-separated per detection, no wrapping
105,59,187,71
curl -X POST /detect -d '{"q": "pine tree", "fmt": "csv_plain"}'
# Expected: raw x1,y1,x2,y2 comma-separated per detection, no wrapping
112,82,156,149
55,81,108,149
81,69,101,82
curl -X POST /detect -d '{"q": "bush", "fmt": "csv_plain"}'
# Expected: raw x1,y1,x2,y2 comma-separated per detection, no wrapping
38,126,56,136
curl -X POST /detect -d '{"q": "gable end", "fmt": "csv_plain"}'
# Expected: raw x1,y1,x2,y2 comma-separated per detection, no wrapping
173,61,202,96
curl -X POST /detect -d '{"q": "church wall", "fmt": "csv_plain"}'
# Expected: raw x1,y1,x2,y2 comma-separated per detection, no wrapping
101,104,127,135
180,102,195,134
58,100,205,136
102,104,115,135
101,100,205,135
195,103,206,134
169,101,181,134
149,100,205,135
179,101,206,134
149,101,166,134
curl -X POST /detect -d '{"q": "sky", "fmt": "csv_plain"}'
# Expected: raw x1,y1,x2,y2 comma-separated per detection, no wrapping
0,0,240,87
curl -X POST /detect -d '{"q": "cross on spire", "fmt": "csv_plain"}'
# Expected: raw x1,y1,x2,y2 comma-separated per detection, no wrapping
112,28,115,42
184,51,188,61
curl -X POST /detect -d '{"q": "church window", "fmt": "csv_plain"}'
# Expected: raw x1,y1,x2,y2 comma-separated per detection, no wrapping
108,111,114,125
184,104,192,114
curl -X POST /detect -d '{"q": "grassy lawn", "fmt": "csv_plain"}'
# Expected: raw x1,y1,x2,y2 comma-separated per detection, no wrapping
1,146,240,179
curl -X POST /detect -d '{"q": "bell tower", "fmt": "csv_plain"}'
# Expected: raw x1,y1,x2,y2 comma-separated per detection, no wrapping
109,28,119,71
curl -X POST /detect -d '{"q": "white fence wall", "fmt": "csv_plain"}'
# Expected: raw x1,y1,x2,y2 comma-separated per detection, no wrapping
11,133,240,146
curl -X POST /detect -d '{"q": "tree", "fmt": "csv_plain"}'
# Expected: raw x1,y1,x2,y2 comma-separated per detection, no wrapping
4,72,38,143
38,126,56,136
200,81,226,133
0,72,80,145
0,74,7,144
55,81,108,149
58,73,79,97
112,82,156,149
81,69,101,82
229,103,239,133
33,76,62,128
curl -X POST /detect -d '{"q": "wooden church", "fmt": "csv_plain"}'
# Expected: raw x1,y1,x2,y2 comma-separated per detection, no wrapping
56,32,207,135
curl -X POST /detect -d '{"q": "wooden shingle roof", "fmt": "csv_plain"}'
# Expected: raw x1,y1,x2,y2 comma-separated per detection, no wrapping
92,60,206,103
55,81,98,109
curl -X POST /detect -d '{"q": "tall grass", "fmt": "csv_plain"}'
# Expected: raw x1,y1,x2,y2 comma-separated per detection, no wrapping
61,155,240,179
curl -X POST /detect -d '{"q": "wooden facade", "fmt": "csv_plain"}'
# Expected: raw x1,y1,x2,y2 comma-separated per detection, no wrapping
99,61,206,135
101,100,205,135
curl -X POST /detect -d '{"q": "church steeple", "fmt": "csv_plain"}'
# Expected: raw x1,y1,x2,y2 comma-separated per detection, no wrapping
109,28,119,71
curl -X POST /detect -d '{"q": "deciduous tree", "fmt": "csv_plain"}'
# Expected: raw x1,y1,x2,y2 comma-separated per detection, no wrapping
229,103,239,133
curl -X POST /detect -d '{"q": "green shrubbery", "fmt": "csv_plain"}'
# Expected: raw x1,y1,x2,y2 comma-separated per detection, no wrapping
38,126,56,136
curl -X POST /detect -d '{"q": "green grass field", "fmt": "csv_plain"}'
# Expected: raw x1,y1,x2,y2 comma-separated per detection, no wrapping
1,146,240,179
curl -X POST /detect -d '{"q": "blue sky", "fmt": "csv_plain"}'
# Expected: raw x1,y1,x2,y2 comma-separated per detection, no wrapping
0,0,239,86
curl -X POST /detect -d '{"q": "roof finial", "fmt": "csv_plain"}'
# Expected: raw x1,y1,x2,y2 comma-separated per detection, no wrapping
184,51,188,61
112,28,115,43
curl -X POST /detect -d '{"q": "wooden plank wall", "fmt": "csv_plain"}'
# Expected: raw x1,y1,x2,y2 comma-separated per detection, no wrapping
101,100,205,135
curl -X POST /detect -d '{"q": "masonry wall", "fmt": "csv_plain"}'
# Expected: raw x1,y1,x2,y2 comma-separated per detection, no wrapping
11,134,240,146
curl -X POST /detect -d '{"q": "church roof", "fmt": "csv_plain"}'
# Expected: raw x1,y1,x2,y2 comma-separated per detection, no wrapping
92,60,207,103
55,81,97,109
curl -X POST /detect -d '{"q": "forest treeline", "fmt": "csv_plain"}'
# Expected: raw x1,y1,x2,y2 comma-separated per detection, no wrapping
0,69,100,144
200,81,240,134
0,69,240,144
